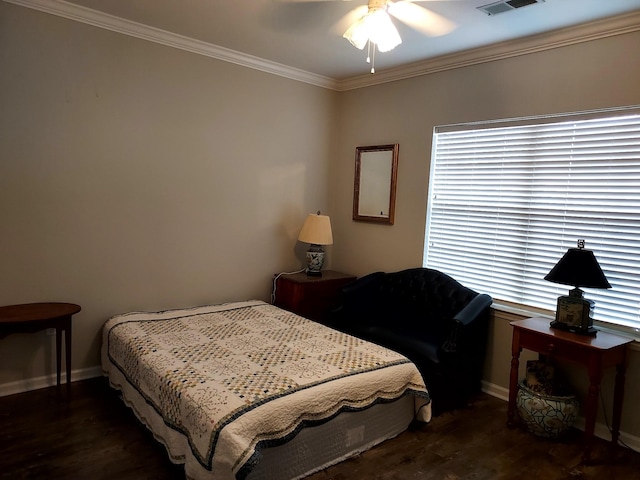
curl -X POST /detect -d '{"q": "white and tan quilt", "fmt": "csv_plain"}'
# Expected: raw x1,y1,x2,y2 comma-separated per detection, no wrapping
102,300,430,480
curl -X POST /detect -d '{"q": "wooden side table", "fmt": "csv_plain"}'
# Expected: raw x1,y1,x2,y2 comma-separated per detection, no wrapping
507,317,632,463
0,303,81,395
273,270,356,323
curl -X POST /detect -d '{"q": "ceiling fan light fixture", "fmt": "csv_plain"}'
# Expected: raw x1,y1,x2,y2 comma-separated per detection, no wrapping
343,7,401,53
368,9,402,52
343,16,369,50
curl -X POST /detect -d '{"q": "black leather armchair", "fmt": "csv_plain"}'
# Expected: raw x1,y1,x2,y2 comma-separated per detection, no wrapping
327,267,492,415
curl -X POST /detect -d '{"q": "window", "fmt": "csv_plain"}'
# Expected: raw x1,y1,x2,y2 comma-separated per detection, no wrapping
424,106,640,334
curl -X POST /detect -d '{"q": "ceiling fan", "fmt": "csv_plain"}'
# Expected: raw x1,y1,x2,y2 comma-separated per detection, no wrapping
276,0,458,73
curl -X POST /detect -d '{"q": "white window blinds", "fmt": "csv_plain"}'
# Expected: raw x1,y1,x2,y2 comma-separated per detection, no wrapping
424,107,640,332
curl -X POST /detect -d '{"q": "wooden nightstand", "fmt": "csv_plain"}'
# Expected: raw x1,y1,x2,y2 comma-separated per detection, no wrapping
508,317,632,463
273,270,357,323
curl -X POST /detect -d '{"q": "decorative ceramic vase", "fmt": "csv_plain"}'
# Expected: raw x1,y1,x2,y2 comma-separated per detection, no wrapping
305,247,325,276
516,380,579,439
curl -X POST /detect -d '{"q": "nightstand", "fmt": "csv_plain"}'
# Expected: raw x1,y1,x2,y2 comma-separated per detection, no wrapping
507,317,632,463
273,270,357,323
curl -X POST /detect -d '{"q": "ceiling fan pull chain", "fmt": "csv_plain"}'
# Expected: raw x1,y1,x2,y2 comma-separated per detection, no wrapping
370,43,376,74
366,39,371,65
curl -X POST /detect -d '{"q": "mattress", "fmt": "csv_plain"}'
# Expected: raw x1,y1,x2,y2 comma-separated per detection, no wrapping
102,300,431,479
246,394,415,480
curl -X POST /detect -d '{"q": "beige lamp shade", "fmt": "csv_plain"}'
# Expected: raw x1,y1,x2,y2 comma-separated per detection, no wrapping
298,213,333,246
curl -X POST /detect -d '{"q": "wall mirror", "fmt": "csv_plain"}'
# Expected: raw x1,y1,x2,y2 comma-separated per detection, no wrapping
352,144,399,225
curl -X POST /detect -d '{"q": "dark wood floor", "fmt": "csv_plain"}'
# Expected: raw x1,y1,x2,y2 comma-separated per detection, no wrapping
1,377,639,480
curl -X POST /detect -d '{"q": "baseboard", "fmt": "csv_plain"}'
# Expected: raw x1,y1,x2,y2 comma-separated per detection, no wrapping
0,366,103,397
481,380,509,402
481,380,640,453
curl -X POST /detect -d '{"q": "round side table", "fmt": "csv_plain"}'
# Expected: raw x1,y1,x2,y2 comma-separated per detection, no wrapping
0,302,81,395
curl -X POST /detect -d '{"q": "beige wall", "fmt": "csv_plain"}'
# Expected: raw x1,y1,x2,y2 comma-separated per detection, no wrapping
0,3,337,387
329,31,640,440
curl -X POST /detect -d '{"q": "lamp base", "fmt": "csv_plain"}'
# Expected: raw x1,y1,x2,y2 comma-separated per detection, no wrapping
550,292,597,337
305,245,325,276
550,320,597,337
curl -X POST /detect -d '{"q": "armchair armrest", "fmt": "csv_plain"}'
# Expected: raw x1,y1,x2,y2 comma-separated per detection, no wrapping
453,293,492,326
327,272,384,324
334,271,384,310
340,271,384,297
441,293,492,354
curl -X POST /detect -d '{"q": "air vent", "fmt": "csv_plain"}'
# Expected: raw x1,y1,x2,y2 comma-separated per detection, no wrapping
478,0,544,16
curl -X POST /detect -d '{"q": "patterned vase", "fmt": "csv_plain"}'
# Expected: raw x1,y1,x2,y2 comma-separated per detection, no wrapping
516,379,579,439
305,246,325,276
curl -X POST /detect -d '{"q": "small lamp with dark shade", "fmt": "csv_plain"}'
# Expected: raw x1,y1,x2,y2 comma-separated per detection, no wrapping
298,212,333,276
544,239,611,336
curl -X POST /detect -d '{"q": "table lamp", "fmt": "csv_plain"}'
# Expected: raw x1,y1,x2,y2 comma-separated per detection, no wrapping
544,239,611,336
298,212,333,276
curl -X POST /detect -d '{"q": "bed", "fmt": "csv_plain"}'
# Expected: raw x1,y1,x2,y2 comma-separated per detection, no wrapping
101,300,431,480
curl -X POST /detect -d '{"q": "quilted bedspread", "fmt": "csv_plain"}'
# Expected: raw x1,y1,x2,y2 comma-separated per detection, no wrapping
102,300,430,479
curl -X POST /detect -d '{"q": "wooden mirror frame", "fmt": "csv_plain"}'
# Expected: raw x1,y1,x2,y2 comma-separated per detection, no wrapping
352,144,399,225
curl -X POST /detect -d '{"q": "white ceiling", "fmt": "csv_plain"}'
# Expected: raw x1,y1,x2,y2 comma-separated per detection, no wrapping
20,0,640,81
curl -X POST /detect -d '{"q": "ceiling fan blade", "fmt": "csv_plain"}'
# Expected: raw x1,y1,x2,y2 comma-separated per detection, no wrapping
388,1,456,37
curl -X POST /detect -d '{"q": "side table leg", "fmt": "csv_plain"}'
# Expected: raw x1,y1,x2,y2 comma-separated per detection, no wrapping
65,317,72,396
55,325,62,388
611,355,628,448
507,330,521,427
583,366,603,464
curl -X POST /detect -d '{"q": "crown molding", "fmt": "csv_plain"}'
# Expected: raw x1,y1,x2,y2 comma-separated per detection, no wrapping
336,10,640,91
3,0,339,90
5,0,639,92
